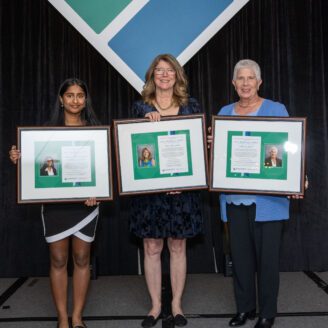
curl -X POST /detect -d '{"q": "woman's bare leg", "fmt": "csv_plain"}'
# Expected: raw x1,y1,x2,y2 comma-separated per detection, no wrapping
143,238,164,318
167,238,187,316
71,236,91,327
49,238,70,328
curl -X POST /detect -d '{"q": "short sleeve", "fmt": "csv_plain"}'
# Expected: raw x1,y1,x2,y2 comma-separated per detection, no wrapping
188,98,202,113
180,97,202,115
279,104,289,117
132,100,155,118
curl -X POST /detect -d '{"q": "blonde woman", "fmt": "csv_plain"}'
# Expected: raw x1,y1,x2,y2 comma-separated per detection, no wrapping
130,54,203,328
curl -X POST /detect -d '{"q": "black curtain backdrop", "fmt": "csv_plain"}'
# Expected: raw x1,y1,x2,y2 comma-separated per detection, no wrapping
0,0,327,276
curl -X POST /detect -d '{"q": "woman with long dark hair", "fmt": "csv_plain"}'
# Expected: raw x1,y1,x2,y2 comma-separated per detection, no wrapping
9,78,100,328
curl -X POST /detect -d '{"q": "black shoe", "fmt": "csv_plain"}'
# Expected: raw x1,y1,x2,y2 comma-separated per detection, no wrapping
141,315,160,328
254,317,275,328
229,309,256,326
72,323,87,328
174,314,188,327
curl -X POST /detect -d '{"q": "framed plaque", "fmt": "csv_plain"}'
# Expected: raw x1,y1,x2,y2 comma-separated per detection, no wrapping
209,116,306,195
113,114,208,195
17,126,113,203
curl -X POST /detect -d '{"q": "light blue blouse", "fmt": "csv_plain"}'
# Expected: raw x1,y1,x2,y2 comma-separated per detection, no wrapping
218,99,290,222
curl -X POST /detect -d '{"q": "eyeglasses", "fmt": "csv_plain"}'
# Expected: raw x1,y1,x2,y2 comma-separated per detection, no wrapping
154,68,176,75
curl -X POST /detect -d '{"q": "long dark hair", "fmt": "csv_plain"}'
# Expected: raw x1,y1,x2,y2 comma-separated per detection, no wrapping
47,78,100,126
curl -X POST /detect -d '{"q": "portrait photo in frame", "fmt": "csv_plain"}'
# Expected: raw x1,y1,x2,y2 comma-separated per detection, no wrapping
113,114,208,195
210,116,306,195
17,126,113,203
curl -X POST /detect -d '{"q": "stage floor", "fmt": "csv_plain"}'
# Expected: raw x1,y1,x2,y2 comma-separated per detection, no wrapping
0,272,327,327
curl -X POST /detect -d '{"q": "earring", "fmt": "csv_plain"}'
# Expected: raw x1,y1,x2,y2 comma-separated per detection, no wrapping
61,103,64,108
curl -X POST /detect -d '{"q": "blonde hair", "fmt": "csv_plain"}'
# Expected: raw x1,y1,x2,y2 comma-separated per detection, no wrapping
140,147,153,161
142,54,189,107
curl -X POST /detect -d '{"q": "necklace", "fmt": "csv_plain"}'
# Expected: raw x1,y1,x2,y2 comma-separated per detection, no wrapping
155,98,173,111
238,97,260,108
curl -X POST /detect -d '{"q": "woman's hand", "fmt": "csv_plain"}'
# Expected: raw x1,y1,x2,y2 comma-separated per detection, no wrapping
84,197,99,206
9,145,21,164
145,111,161,122
305,175,309,190
288,175,309,199
289,194,304,199
207,126,213,149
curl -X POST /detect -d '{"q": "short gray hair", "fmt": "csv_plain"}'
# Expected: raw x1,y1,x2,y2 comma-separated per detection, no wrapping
270,146,278,152
233,59,261,80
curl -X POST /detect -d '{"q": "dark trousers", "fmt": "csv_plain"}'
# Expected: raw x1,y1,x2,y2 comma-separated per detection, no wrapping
227,203,283,318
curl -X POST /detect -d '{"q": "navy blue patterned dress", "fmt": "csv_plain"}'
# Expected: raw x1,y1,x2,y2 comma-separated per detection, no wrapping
130,98,203,238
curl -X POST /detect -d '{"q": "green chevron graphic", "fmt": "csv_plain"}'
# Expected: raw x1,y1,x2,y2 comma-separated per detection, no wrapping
66,0,132,34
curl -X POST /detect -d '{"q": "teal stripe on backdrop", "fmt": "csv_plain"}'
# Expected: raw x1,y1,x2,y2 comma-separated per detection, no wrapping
66,0,132,34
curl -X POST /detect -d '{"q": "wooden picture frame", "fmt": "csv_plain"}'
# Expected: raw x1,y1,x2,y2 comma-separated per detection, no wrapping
17,126,113,203
209,116,306,195
113,114,208,195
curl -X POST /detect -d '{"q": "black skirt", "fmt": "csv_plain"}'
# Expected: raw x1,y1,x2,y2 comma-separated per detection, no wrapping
130,192,203,239
41,203,99,243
